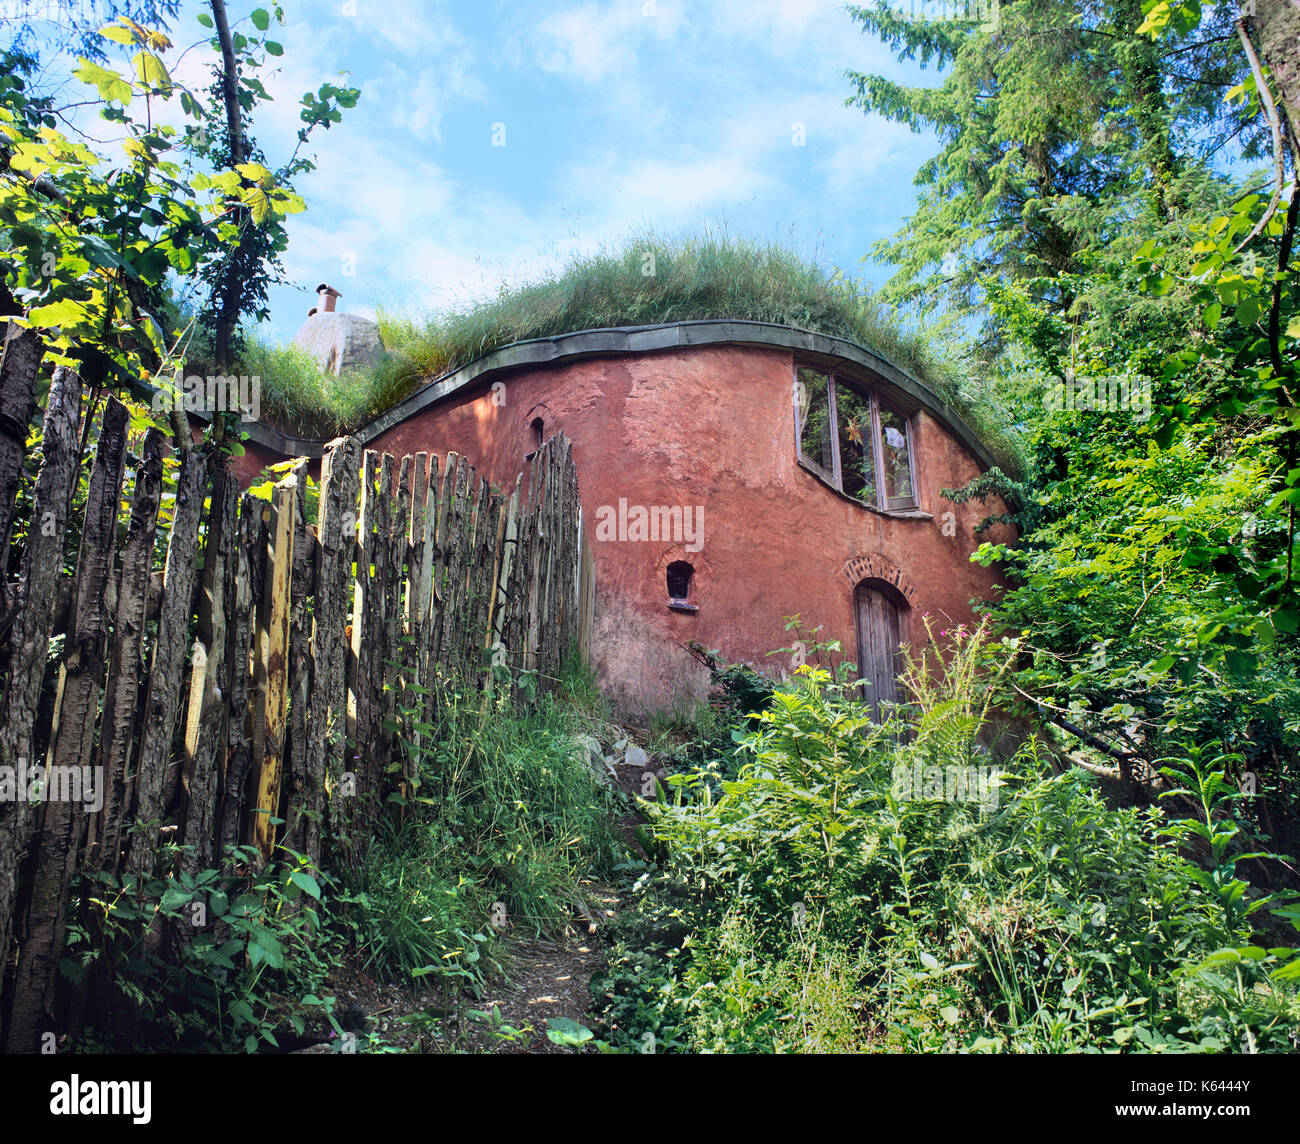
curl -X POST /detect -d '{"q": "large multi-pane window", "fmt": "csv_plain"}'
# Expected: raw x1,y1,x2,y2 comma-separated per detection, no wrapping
794,365,918,511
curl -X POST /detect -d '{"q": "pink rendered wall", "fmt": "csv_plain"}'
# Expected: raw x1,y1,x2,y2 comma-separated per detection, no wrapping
366,344,1013,721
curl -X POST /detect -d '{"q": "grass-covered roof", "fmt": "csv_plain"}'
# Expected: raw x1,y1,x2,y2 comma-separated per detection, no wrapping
249,230,1023,474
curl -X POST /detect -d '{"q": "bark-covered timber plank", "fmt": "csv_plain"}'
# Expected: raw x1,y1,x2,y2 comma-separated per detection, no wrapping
93,427,163,874
128,442,205,876
476,491,506,689
461,475,488,684
484,483,512,691
251,477,296,861
0,322,41,616
5,396,128,1052
307,437,360,869
407,453,432,765
424,453,447,714
0,365,81,1000
378,454,408,796
218,493,264,860
282,460,313,857
346,451,382,841
504,499,532,682
562,437,578,656
451,470,478,683
367,453,397,817
437,455,469,683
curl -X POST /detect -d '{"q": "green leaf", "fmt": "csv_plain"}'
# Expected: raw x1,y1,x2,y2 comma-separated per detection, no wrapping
1234,296,1262,327
248,933,285,970
133,51,172,93
99,24,136,45
545,1018,594,1047
72,59,134,104
251,8,271,31
265,41,283,56
1223,649,1257,678
1270,958,1300,982
289,871,322,900
26,299,91,329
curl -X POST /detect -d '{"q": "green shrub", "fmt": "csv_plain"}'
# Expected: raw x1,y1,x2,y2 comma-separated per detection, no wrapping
591,626,1300,1053
62,844,341,1052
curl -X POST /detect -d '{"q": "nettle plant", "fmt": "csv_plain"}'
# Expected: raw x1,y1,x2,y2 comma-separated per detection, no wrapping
64,842,340,1052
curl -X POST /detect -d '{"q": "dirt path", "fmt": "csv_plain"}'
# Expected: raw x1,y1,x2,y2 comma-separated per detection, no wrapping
473,884,619,1053
300,883,620,1054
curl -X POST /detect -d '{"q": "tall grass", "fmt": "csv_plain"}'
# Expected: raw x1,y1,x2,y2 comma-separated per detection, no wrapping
248,229,1024,472
234,340,415,439
340,660,619,992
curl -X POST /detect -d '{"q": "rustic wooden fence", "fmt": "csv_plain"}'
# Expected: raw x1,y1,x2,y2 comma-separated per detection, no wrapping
0,362,592,1052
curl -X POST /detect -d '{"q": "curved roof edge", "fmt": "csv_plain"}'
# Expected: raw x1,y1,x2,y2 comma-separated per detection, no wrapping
235,320,998,471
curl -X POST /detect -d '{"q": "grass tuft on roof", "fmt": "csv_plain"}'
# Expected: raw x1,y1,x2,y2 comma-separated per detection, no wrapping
251,229,1024,474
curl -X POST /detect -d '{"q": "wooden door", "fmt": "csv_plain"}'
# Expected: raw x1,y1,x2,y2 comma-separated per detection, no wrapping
855,582,903,719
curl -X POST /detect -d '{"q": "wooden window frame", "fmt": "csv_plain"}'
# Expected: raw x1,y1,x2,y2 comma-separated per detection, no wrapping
794,367,837,486
794,366,919,513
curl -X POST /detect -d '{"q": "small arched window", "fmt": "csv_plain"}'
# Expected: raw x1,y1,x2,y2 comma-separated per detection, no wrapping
524,417,546,462
667,561,696,611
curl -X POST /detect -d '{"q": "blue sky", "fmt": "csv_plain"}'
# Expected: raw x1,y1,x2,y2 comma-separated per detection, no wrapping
223,0,947,344
24,0,951,345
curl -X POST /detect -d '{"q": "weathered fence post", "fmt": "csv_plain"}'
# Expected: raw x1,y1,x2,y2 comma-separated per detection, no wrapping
93,427,164,874
282,460,313,857
181,465,239,877
250,475,296,861
308,437,360,870
217,493,264,861
128,443,206,877
0,321,41,590
6,396,128,1052
347,451,383,842
0,365,81,1023
438,455,469,682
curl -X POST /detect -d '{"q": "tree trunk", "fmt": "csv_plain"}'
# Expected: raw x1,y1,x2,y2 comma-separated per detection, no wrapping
1248,1,1300,139
209,0,246,373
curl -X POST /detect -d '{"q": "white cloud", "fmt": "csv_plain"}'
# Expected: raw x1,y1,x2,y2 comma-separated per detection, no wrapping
705,0,828,50
560,148,777,222
533,1,683,86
